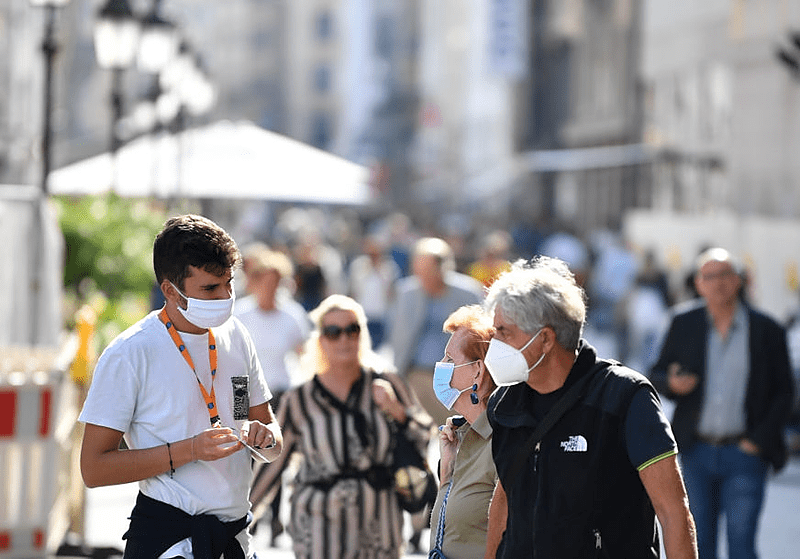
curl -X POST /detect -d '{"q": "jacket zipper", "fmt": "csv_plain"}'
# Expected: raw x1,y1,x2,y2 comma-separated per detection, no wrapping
594,529,602,550
531,441,542,556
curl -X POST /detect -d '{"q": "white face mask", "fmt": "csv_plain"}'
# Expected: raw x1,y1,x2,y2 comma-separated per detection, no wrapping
432,360,477,410
484,329,544,386
170,282,235,329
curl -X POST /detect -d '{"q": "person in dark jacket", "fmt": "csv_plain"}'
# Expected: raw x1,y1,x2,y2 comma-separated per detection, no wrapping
650,247,794,559
484,257,697,559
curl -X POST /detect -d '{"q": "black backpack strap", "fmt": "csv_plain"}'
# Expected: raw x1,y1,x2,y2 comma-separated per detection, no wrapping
504,361,608,488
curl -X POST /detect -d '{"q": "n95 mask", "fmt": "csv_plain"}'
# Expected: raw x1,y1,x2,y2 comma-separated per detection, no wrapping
483,329,544,386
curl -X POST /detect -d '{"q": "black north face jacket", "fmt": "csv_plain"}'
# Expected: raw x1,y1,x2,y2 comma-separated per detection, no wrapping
488,342,669,558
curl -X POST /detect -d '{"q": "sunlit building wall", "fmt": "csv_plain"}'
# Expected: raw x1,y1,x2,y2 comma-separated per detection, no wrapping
558,0,644,229
281,0,341,152
642,0,800,219
510,0,644,232
414,0,517,215
1,1,50,185
168,0,285,130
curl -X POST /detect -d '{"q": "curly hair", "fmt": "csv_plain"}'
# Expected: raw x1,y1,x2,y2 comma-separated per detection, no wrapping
485,257,586,351
153,214,241,289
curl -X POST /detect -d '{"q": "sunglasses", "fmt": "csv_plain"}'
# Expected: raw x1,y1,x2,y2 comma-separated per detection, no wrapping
321,322,361,340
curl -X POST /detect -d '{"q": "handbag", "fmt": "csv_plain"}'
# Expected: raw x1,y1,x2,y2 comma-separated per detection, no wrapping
392,421,438,513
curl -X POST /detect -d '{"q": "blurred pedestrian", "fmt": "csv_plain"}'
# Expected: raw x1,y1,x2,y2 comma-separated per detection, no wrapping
79,214,283,558
387,212,416,277
249,295,434,559
625,248,672,372
294,238,328,312
429,305,497,559
388,237,484,426
238,243,311,333
484,257,697,558
650,247,794,559
237,246,309,399
637,248,673,307
466,230,512,288
236,246,309,545
585,230,638,360
348,234,400,349
538,228,590,287
389,238,486,555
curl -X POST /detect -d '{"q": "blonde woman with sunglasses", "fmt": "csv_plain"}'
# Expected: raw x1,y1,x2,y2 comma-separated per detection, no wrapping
250,295,434,558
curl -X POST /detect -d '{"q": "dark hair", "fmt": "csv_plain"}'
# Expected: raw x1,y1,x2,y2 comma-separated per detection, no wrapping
153,215,241,289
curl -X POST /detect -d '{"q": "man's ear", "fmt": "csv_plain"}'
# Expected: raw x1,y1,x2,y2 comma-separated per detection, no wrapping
539,326,556,353
161,279,180,306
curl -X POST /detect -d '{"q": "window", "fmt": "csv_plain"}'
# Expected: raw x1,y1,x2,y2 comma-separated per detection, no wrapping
310,113,332,149
316,11,333,42
376,17,393,57
314,64,331,93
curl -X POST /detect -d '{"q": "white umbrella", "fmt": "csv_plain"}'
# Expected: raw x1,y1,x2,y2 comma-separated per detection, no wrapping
49,120,373,205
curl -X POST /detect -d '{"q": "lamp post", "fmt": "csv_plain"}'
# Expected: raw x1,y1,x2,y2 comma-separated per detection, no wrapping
93,0,139,159
30,0,70,196
776,32,800,80
137,0,178,75
158,41,217,202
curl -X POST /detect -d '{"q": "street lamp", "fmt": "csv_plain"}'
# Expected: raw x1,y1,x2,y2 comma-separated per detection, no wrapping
137,0,178,74
93,0,139,155
30,0,70,196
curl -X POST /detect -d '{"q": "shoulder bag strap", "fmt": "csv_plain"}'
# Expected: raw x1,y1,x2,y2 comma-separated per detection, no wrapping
504,361,606,488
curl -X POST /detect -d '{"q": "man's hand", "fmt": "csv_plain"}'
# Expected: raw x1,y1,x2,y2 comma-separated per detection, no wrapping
247,402,283,462
739,438,760,456
189,427,242,462
667,363,699,395
240,419,276,449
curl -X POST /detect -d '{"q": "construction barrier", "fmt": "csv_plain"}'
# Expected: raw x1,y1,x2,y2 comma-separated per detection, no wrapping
0,342,78,558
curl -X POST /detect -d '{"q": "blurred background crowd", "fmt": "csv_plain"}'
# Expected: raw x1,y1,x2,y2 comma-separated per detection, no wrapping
4,0,800,555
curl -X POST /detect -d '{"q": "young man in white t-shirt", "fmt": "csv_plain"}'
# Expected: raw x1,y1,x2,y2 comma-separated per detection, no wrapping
79,214,283,559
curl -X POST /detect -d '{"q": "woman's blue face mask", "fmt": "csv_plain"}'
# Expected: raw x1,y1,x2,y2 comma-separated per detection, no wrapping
432,360,477,409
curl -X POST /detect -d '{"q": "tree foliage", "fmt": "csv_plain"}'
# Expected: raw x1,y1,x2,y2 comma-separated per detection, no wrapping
55,194,167,346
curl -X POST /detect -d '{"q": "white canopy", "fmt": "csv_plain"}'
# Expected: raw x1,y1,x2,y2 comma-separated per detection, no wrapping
49,120,373,205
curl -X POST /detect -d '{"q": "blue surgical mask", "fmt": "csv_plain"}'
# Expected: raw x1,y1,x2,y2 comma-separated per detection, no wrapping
433,360,478,410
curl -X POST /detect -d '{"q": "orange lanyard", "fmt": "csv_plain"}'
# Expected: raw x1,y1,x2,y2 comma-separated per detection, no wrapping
159,307,221,426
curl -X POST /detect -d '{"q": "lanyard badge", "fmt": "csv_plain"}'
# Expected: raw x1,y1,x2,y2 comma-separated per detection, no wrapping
159,307,221,426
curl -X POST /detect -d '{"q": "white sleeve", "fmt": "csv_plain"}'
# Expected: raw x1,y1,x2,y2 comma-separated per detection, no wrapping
78,348,138,433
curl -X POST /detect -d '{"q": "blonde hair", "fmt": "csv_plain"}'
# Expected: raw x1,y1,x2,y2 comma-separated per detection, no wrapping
413,237,455,273
245,246,294,279
301,294,391,374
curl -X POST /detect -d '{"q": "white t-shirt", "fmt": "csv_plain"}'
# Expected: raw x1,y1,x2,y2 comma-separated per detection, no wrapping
79,311,272,555
236,306,306,393
348,255,399,319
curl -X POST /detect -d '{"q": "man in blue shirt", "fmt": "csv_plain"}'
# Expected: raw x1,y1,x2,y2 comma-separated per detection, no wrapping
651,248,793,559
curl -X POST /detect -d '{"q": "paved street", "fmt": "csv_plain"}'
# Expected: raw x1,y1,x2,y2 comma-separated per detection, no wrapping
77,456,800,558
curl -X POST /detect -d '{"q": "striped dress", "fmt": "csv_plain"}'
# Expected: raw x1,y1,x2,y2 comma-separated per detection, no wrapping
250,368,434,558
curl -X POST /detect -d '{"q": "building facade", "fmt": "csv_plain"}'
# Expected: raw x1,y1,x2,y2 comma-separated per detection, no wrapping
642,0,800,218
